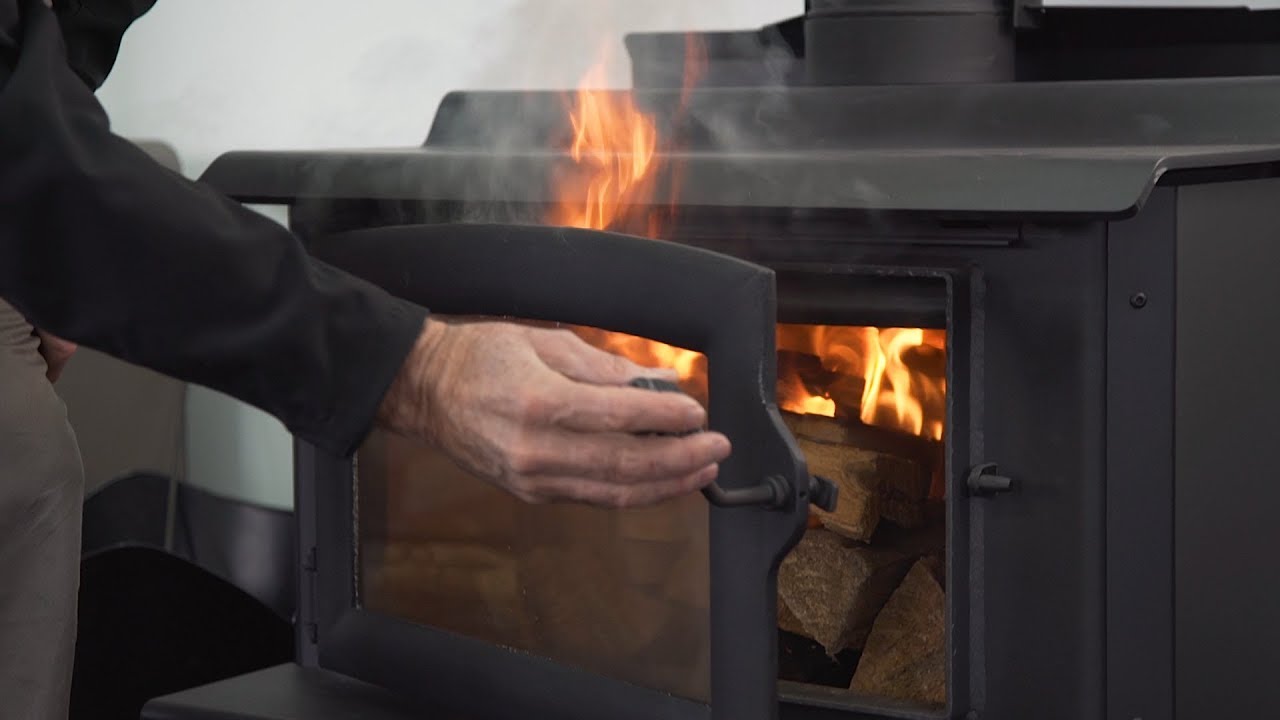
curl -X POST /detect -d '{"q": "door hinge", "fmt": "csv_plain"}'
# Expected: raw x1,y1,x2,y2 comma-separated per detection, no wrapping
301,545,318,645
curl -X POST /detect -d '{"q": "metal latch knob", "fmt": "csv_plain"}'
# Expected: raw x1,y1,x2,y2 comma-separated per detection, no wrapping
807,475,839,512
628,377,834,512
968,462,1016,496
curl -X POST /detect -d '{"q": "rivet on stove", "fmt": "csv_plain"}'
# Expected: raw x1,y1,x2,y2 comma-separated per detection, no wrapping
1129,292,1149,309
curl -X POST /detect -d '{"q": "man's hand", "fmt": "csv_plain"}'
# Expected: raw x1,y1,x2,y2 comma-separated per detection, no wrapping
377,318,731,508
35,329,76,383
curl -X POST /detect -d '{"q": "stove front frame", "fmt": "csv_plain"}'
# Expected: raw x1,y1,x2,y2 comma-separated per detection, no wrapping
281,217,993,720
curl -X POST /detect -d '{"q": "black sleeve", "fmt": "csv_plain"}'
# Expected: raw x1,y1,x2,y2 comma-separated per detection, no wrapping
0,0,428,457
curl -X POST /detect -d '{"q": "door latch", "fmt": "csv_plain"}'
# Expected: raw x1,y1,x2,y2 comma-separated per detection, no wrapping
968,462,1016,496
629,378,839,512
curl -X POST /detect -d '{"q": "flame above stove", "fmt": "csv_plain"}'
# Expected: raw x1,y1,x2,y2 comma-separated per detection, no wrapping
551,57,658,230
549,42,945,442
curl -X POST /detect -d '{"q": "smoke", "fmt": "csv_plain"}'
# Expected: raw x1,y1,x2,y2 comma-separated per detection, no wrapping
466,0,798,91
434,0,806,227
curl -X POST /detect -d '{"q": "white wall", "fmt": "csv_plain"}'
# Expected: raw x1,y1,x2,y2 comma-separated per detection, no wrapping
96,0,800,508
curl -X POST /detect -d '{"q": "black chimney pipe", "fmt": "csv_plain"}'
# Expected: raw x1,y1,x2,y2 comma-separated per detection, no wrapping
804,0,1015,85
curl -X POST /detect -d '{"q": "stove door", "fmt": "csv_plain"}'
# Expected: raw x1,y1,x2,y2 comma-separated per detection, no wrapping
303,223,813,720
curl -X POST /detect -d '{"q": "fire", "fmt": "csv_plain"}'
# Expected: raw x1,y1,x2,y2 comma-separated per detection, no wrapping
552,61,659,231
776,325,946,441
547,43,945,442
569,326,708,405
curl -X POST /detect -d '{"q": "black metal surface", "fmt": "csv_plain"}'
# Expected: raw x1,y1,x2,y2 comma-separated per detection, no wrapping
200,75,1280,219
1105,187,1175,720
327,612,702,720
81,472,171,554
1174,178,1280,717
292,442,327,669
804,0,1014,85
300,223,810,720
624,3,1280,90
172,484,297,621
624,17,805,90
142,663,453,720
1017,7,1280,81
806,474,839,513
73,546,293,720
717,225,1107,719
974,224,1108,720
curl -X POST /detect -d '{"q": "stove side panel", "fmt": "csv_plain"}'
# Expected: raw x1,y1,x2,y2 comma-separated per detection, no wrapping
1106,188,1176,720
711,225,1111,720
1175,177,1280,718
976,225,1108,720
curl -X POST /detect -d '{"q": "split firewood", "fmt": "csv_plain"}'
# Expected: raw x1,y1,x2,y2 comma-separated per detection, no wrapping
777,588,807,638
790,433,881,541
777,350,867,419
875,451,932,529
776,529,913,655
873,500,946,567
828,373,868,420
850,557,946,707
784,412,935,536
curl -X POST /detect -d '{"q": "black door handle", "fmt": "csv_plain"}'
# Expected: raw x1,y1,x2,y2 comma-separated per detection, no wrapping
629,378,838,512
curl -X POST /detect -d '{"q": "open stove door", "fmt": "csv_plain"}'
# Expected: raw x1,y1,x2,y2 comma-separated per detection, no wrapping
302,223,817,720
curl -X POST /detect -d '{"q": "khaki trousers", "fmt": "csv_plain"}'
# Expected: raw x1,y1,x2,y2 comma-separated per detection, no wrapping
0,298,84,720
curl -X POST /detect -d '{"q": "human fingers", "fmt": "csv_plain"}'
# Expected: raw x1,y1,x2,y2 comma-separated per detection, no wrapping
499,428,731,485
36,330,77,383
528,327,678,385
502,464,720,508
518,376,707,435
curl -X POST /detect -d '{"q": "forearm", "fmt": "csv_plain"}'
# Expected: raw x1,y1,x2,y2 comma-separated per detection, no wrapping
0,0,426,455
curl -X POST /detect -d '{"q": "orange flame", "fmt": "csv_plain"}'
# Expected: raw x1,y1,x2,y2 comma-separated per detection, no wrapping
776,325,946,441
552,62,658,231
547,40,945,443
570,326,708,406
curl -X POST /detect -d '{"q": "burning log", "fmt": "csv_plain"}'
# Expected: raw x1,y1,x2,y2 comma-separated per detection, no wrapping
850,557,946,707
776,529,913,655
784,412,936,540
874,500,946,565
777,350,867,419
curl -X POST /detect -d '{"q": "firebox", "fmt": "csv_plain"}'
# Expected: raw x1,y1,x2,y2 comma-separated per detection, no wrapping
144,3,1280,720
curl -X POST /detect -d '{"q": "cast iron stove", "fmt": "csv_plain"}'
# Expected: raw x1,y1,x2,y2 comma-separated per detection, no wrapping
146,2,1280,719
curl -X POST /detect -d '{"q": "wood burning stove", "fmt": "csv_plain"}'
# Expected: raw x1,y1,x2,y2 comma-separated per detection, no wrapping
145,3,1280,720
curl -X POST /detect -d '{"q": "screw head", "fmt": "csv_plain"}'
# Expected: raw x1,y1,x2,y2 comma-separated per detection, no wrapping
1129,292,1148,309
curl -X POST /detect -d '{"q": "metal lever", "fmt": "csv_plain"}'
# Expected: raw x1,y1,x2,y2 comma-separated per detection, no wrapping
628,377,832,512
968,462,1017,496
702,474,790,509
807,474,839,513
